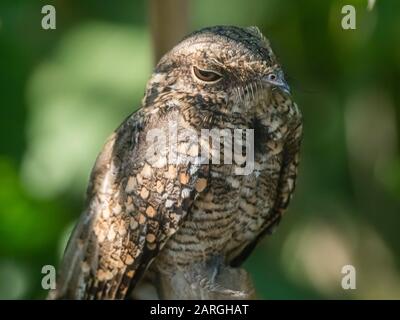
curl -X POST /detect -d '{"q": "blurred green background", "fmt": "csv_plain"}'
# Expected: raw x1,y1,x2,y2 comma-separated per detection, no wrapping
0,0,400,299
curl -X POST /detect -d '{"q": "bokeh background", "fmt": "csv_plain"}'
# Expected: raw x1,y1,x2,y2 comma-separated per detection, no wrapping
1,0,400,299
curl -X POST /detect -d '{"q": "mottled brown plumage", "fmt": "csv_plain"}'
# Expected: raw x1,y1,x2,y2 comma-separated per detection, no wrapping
49,25,302,300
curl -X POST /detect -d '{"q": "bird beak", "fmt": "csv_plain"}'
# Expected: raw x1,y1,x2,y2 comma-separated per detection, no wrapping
262,71,291,95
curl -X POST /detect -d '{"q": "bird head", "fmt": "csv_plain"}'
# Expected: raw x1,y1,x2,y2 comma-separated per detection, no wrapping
143,25,297,130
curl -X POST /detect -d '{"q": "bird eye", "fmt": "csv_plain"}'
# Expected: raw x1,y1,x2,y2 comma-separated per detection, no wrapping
267,73,277,81
192,66,222,83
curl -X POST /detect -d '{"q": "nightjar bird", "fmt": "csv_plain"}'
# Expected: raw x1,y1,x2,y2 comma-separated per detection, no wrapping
50,25,303,299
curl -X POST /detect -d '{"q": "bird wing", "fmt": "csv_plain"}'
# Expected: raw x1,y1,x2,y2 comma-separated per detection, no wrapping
230,113,303,267
51,109,209,299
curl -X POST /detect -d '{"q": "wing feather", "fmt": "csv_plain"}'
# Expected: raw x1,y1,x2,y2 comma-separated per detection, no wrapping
50,109,209,299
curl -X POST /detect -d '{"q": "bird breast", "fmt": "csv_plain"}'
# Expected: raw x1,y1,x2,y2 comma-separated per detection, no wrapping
153,141,283,272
